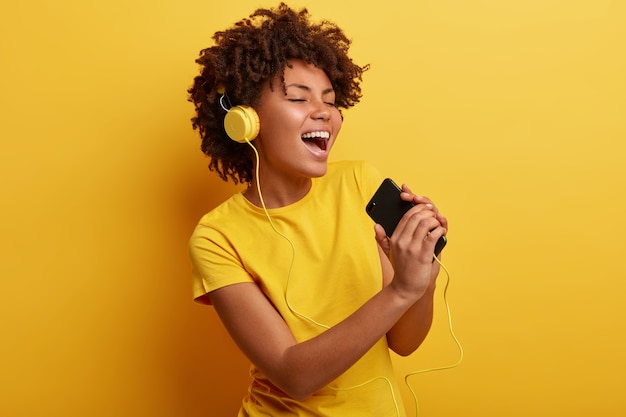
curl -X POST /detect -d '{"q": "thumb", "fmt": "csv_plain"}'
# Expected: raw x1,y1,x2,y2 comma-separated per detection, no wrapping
374,224,390,255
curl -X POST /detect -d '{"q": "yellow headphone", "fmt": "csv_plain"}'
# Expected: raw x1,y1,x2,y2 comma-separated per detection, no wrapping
218,86,260,143
224,105,260,143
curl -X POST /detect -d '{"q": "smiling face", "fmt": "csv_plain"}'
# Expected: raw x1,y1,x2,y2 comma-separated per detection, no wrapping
253,60,343,187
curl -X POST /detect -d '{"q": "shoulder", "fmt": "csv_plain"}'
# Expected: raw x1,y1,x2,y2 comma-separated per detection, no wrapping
327,160,382,181
193,193,246,228
326,160,384,197
189,193,248,249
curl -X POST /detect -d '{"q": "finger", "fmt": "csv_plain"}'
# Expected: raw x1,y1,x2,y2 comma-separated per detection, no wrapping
437,213,448,230
396,208,439,245
401,186,436,209
426,226,447,262
399,184,417,202
413,195,436,209
374,224,389,247
411,194,443,222
395,203,436,235
399,216,443,263
426,224,446,244
412,216,442,244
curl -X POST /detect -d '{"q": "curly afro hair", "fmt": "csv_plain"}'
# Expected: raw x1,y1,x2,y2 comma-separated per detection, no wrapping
187,3,368,184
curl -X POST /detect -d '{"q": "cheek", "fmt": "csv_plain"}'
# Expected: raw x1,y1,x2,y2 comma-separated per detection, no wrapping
258,107,302,133
332,110,343,134
257,112,283,140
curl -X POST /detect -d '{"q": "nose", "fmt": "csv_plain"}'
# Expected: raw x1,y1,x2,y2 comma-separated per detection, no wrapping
311,101,331,121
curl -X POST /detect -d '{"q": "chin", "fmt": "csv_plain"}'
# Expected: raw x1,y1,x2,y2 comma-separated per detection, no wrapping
308,170,327,179
304,162,328,178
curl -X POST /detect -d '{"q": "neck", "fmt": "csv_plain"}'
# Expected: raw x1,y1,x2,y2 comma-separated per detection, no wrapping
243,176,312,209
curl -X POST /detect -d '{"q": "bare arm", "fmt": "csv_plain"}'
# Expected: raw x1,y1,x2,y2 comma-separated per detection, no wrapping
209,186,446,400
377,186,448,356
378,242,436,356
210,276,421,400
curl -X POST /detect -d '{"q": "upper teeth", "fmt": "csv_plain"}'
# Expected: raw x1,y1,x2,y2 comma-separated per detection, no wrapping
302,131,330,139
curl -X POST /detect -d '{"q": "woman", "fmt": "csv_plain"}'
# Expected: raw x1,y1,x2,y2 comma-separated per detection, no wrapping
187,4,448,416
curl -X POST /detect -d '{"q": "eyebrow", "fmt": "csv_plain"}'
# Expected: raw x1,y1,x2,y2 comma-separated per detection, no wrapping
286,83,335,96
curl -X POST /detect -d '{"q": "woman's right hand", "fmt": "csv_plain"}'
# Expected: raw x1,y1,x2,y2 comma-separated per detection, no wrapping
374,184,447,299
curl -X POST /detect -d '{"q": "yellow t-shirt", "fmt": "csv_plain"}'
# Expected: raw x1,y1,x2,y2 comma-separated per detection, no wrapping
190,160,406,417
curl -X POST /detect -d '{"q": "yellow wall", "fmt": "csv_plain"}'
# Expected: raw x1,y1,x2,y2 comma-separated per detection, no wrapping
1,1,625,416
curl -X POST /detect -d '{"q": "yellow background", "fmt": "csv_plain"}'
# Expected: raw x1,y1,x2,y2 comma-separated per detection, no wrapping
1,1,625,416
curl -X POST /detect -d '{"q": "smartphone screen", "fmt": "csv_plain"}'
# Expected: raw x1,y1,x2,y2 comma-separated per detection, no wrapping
366,178,447,258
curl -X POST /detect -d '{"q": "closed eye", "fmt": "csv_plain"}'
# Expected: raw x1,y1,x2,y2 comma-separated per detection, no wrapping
287,97,336,107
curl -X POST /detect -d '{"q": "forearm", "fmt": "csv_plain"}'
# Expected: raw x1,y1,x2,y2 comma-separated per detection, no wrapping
269,283,420,399
386,284,435,356
211,276,428,401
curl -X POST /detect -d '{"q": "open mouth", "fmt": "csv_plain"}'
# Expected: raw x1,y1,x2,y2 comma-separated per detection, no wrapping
302,131,330,152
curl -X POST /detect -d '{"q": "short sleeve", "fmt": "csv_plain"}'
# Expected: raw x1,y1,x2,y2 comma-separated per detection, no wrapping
189,222,254,305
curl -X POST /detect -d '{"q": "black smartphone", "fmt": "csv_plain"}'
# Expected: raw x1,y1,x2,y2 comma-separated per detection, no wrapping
365,178,447,258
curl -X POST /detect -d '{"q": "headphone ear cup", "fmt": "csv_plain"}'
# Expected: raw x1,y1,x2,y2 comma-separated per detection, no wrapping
224,105,260,143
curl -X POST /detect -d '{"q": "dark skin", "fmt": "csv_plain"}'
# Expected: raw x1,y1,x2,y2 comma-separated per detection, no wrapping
191,4,448,402
207,63,447,401
188,3,367,184
210,186,446,401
